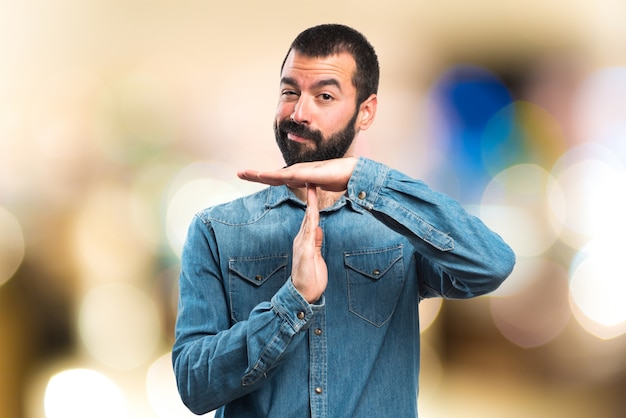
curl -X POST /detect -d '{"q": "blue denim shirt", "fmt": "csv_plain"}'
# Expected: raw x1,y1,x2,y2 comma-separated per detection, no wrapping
173,157,515,417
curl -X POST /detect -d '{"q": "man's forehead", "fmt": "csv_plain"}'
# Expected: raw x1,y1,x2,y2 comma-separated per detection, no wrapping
280,50,356,85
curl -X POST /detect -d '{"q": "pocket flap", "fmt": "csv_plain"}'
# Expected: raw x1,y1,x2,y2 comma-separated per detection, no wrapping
229,255,289,287
344,245,403,280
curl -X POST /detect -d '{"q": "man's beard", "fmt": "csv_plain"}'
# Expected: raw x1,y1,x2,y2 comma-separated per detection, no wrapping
274,110,358,166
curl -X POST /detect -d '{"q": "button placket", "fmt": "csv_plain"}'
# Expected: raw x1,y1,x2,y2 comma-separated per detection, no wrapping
309,308,327,417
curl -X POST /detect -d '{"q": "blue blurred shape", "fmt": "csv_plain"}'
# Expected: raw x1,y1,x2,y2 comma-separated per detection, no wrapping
431,65,514,202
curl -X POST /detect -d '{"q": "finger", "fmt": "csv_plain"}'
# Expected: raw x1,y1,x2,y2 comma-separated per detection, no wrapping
315,226,324,252
237,170,288,186
236,170,261,182
258,169,308,187
306,183,319,219
306,183,319,213
238,163,322,188
298,184,319,238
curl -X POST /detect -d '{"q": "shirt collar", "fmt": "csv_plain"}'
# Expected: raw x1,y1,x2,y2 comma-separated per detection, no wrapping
264,185,366,214
265,185,298,209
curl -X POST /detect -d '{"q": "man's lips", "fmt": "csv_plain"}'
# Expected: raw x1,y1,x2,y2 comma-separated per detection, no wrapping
287,132,312,143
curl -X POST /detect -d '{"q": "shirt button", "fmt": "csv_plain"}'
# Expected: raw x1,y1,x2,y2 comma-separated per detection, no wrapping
297,311,305,320
314,328,322,336
372,269,381,276
254,275,263,281
315,387,323,394
358,191,367,200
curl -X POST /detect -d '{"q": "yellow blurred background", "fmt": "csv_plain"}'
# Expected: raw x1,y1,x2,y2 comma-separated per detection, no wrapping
1,1,624,417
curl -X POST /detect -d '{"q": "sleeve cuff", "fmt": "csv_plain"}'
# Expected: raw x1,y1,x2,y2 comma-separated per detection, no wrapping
271,279,324,333
347,157,389,210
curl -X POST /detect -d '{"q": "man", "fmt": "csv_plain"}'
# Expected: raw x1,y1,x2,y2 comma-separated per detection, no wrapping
173,24,515,417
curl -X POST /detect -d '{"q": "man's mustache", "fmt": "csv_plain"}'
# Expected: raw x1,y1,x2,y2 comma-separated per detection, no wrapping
278,119,323,144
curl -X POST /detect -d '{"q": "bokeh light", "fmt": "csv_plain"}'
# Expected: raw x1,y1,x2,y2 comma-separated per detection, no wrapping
44,369,127,418
78,283,161,370
480,164,562,257
569,239,626,339
549,143,626,248
164,161,263,258
418,297,443,333
0,206,25,287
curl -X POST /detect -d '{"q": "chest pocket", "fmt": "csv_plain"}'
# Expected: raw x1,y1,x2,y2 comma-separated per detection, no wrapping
345,245,405,327
228,254,289,323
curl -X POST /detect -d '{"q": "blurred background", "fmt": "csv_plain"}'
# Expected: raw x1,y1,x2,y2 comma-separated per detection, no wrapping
1,0,624,417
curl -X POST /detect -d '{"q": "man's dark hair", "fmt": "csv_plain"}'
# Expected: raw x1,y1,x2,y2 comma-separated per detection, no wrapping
281,24,380,106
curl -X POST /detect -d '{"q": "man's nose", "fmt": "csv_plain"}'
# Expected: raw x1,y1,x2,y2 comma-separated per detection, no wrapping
291,96,311,125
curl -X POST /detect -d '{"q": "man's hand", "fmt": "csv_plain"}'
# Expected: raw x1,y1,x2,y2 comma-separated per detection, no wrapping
237,157,358,192
291,184,327,303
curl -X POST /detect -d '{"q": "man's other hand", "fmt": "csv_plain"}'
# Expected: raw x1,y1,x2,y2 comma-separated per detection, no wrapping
291,184,327,303
237,157,358,192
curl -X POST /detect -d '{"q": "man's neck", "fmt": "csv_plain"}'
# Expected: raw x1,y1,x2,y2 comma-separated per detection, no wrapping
291,187,344,210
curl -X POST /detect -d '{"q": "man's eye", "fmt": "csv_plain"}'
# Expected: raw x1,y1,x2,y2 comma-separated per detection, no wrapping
319,93,333,101
281,91,299,101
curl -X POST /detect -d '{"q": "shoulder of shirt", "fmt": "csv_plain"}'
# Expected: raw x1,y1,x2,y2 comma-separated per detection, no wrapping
194,185,292,225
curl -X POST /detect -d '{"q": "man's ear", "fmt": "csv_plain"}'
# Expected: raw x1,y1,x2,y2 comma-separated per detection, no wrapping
357,94,377,131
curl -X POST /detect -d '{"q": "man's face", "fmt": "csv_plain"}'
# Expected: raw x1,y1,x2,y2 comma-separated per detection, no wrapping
274,51,362,166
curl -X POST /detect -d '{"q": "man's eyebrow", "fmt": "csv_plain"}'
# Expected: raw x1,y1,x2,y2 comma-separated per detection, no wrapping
280,77,342,91
280,76,298,87
312,78,342,91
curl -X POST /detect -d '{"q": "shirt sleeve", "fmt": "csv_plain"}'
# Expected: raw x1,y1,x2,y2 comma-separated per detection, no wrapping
172,215,323,415
346,157,516,299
